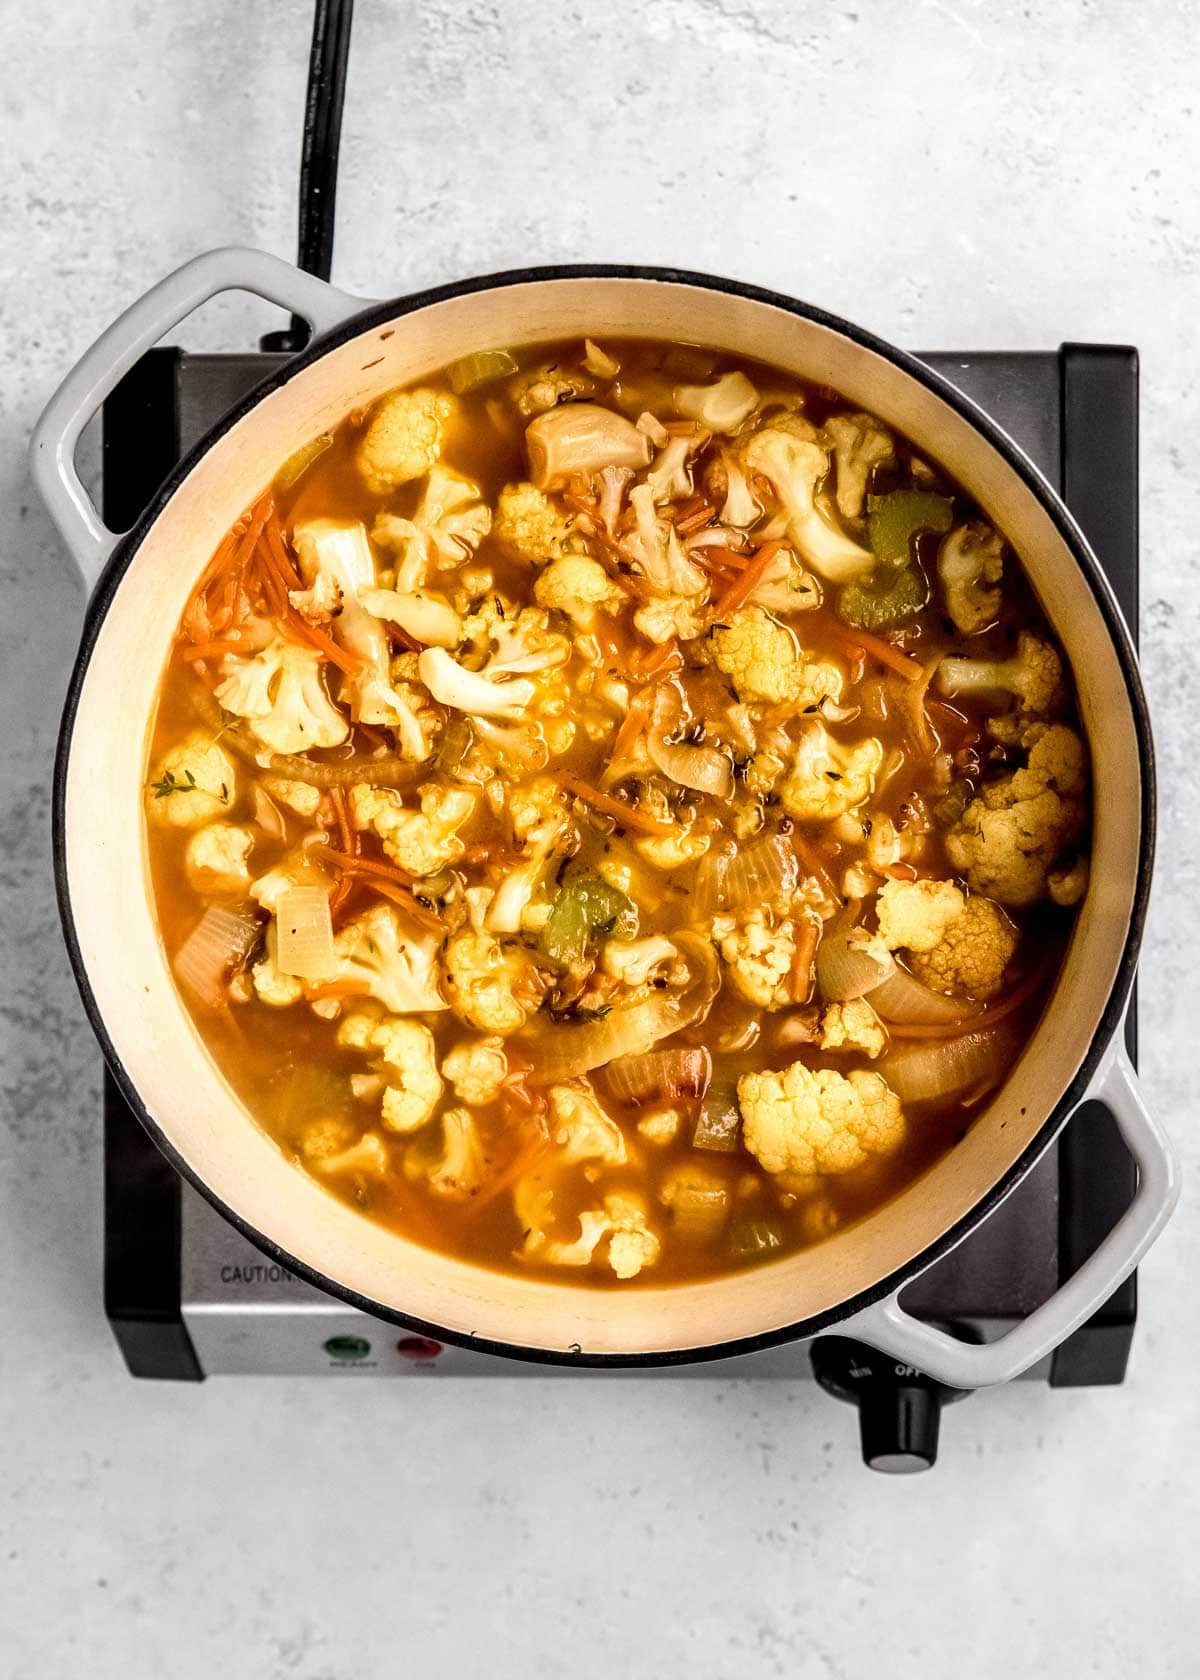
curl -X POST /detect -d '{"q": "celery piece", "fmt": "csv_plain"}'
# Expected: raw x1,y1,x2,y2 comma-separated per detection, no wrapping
540,872,637,965
836,563,930,632
447,349,520,395
728,1216,785,1259
867,490,954,565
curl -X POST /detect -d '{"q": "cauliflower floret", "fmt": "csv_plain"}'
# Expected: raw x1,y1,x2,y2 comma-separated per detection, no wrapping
547,1082,628,1165
738,1061,905,1178
820,998,887,1058
908,896,1018,1000
633,593,708,645
337,1012,443,1134
638,1106,682,1145
443,931,541,1032
146,733,237,828
541,1209,614,1267
945,724,1087,907
781,722,884,823
350,782,477,876
741,417,875,582
215,637,349,756
709,606,843,708
635,820,710,873
251,950,304,1007
938,522,1004,635
620,482,707,597
1048,856,1089,908
601,935,680,989
507,360,597,416
823,412,896,521
746,547,823,617
937,630,1064,716
713,908,804,1010
604,1192,661,1279
304,1122,390,1179
493,481,580,566
875,877,966,953
263,776,321,819
487,779,575,935
371,465,492,590
184,822,254,896
357,387,456,494
418,603,569,723
405,1107,487,1199
534,555,625,628
441,1036,509,1107
331,903,448,1014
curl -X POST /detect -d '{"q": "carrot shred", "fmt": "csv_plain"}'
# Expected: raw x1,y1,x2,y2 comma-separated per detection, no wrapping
708,541,782,618
319,848,415,888
328,787,355,857
610,685,659,760
884,969,1045,1040
287,613,363,676
789,920,820,1002
175,638,248,662
635,638,681,679
835,627,925,681
263,514,303,589
557,770,677,838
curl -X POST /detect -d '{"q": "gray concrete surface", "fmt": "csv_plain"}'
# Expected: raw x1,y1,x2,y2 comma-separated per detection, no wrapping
3,1,1197,1675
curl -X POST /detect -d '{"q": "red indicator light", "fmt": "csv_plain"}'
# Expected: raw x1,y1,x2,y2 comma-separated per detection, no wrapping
396,1336,442,1360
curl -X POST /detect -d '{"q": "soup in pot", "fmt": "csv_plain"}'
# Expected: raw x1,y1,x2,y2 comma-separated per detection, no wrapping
144,337,1091,1284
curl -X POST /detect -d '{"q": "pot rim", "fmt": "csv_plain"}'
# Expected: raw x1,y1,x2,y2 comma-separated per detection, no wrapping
52,262,1155,1368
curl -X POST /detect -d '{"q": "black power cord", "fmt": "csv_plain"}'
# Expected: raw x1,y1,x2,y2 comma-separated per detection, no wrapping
261,0,355,352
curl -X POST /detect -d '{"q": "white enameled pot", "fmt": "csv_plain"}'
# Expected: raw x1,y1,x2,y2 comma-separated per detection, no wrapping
34,248,1179,1384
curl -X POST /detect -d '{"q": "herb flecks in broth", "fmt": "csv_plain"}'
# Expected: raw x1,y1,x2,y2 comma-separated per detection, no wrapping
145,338,1091,1286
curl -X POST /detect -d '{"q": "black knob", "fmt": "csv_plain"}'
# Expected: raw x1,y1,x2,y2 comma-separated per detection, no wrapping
810,1335,970,1474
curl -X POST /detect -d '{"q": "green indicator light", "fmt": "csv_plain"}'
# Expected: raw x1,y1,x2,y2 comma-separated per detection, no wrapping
324,1335,371,1362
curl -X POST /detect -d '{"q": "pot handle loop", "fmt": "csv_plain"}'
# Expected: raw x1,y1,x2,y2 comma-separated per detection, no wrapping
838,1028,1179,1388
29,246,370,594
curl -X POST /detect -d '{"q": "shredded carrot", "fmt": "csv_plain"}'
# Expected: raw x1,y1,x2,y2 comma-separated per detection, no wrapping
557,770,677,838
305,979,368,1001
355,875,443,930
466,1133,550,1215
635,638,681,679
262,514,303,590
610,684,659,760
174,638,248,662
319,848,414,888
789,920,820,1002
884,969,1045,1040
328,787,355,857
286,612,363,676
835,627,924,681
708,541,782,618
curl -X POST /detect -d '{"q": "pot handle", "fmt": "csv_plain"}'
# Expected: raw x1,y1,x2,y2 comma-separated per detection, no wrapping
29,246,371,594
837,1026,1179,1388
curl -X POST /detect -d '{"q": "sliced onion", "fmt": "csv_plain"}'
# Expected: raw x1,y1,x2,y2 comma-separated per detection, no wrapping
870,965,970,1025
174,904,262,1009
692,847,730,920
882,1025,1015,1104
645,728,733,799
252,786,287,842
528,933,718,1083
605,1047,712,1106
725,835,799,911
275,885,336,981
694,1072,742,1152
817,920,896,1002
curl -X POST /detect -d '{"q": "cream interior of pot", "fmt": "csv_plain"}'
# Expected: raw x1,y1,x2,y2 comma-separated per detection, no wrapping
63,278,1142,1355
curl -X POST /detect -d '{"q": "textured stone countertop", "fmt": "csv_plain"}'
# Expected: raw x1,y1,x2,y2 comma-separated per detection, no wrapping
2,3,1197,1675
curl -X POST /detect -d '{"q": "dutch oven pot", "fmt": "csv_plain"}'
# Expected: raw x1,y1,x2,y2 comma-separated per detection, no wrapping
34,248,1180,1384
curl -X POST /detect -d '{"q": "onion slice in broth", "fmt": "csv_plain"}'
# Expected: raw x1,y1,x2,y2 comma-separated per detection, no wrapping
870,965,970,1025
605,1047,712,1106
881,1025,1015,1104
174,904,262,1009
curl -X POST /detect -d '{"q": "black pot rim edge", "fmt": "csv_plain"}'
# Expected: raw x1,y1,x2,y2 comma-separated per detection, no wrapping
51,261,1156,1370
